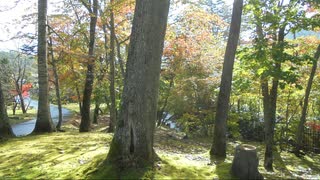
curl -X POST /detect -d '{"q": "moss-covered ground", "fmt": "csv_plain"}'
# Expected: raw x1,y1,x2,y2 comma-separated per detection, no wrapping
7,108,37,125
1,115,320,179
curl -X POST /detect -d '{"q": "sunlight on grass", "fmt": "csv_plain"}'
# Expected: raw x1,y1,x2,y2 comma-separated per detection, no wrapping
7,108,37,125
2,125,320,179
154,153,216,179
63,103,81,114
0,132,112,179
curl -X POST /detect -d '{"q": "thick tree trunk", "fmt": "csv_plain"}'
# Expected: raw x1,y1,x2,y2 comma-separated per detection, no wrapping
80,0,98,132
231,144,263,179
33,0,56,133
0,82,14,138
210,0,243,158
107,0,170,167
296,44,320,152
108,0,117,133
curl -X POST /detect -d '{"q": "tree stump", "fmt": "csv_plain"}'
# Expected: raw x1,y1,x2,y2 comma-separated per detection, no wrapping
231,144,263,179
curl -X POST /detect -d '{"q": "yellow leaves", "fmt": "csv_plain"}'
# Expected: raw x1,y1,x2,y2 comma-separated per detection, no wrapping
292,36,320,56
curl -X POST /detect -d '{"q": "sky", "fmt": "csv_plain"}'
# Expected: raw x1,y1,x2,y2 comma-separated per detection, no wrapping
0,0,35,51
0,0,251,52
0,0,62,51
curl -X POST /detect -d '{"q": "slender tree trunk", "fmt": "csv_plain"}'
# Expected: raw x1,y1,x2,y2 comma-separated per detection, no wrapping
79,0,98,132
33,0,56,133
20,62,27,114
108,0,117,133
12,102,17,115
93,102,100,124
157,77,174,127
263,27,285,171
116,39,126,79
48,34,64,131
71,64,83,115
237,99,241,113
16,81,27,114
210,0,243,158
0,82,14,138
263,75,279,171
107,0,170,166
296,44,320,152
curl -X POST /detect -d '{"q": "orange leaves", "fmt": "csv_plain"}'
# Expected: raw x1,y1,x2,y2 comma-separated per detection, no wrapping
293,36,320,56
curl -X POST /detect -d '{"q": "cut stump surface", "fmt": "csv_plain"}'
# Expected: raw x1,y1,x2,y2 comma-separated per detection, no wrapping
231,144,263,179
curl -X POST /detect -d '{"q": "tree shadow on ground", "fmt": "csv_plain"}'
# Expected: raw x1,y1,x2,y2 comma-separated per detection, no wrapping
87,154,155,179
215,161,235,179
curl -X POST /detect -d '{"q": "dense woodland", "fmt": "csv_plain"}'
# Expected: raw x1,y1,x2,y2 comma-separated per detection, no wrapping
0,0,320,179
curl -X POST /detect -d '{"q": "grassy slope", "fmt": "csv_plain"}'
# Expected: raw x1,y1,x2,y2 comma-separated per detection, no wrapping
1,119,320,179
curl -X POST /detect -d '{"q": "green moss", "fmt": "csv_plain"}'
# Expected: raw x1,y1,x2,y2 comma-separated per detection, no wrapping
215,162,235,179
1,126,320,179
154,153,216,179
7,108,37,125
0,132,112,179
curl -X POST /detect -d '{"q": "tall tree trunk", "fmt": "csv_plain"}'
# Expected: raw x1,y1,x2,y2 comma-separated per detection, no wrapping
79,0,98,132
210,0,243,158
20,62,27,114
108,0,117,133
263,27,285,171
48,34,64,131
116,38,126,79
33,0,56,133
263,74,279,171
296,44,320,152
107,0,170,166
0,82,14,138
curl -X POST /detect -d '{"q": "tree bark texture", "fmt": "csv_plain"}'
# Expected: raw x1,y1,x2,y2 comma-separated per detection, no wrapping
231,144,263,180
107,0,170,166
263,27,285,171
0,82,14,138
296,44,320,152
80,0,98,132
210,0,243,158
108,0,117,133
33,0,56,133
